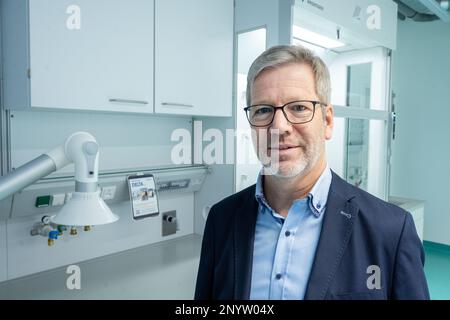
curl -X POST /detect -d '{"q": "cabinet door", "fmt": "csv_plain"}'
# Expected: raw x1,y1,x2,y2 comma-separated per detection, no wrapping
154,0,233,117
29,0,154,113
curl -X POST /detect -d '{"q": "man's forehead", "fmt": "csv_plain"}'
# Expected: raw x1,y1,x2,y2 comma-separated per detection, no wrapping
252,79,314,92
251,65,317,104
254,63,315,82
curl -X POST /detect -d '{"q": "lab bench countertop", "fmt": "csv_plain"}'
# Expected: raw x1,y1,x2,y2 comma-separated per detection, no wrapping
0,234,203,300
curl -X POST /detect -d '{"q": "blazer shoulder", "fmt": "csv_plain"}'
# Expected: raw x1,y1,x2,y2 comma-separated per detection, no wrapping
208,184,256,219
332,172,408,233
354,186,407,224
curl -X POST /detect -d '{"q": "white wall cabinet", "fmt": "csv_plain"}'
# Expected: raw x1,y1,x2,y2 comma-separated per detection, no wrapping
154,0,233,117
2,0,154,113
2,0,233,117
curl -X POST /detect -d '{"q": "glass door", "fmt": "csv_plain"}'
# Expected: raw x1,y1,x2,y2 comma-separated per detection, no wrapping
327,47,392,200
293,16,393,200
235,27,267,192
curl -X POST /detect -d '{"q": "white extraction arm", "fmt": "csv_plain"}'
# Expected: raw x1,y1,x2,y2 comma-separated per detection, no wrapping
0,132,118,226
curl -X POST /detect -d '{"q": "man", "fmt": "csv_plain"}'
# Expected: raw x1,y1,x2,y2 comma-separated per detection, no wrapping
195,45,429,300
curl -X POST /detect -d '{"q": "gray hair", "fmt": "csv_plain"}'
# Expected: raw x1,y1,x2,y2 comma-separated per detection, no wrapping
246,45,331,107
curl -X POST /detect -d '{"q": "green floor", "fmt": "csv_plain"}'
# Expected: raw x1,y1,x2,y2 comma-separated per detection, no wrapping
424,241,450,300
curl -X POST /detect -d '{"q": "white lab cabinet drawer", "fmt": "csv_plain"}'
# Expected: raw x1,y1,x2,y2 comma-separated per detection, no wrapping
154,0,233,117
2,0,154,113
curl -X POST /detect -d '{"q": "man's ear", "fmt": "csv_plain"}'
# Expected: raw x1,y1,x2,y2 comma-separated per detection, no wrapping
324,104,334,140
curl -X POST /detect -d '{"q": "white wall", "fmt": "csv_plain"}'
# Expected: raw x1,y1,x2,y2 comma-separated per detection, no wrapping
391,19,450,245
235,27,267,192
0,79,200,284
3,186,196,282
0,221,6,282
193,117,235,236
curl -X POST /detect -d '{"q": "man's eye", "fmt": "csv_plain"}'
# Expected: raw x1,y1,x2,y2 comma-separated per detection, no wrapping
291,105,308,112
254,107,272,115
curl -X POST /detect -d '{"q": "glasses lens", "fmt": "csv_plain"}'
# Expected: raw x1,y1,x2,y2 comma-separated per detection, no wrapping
285,101,315,123
247,105,274,126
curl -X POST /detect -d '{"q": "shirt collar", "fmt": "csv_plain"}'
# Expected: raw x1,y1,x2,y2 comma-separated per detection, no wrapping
307,165,332,217
255,172,271,210
255,165,332,219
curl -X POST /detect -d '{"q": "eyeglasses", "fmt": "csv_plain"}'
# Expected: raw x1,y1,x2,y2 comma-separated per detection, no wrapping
244,100,327,127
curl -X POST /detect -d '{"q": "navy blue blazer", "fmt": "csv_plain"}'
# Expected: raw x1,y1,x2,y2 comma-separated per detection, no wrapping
195,171,430,300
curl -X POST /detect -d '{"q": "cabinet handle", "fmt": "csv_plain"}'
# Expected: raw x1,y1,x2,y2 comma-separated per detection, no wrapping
161,102,194,108
109,98,148,105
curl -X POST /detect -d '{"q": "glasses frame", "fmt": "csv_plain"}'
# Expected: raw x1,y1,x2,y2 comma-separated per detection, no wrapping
244,100,328,127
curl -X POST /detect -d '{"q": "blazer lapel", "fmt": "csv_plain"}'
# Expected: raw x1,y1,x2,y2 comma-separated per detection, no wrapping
234,186,259,300
304,172,359,300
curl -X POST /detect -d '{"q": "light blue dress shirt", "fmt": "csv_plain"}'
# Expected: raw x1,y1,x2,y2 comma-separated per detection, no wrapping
249,166,332,300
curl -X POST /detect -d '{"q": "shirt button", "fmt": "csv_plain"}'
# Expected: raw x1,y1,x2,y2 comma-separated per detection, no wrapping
285,231,291,237
275,274,282,280
317,203,322,209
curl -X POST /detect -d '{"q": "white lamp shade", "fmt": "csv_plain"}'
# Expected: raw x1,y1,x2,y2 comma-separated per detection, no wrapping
51,191,119,226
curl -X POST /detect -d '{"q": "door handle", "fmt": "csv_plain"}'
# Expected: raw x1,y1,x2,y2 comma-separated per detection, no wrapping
109,98,149,105
161,102,194,108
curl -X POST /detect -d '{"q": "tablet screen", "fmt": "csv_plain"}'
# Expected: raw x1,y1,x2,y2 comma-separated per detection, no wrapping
128,174,159,219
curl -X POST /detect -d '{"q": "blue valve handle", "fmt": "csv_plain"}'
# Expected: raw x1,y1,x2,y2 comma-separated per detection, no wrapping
48,230,59,240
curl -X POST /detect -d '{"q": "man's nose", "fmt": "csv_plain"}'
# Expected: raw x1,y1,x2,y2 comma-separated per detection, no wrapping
270,109,292,134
